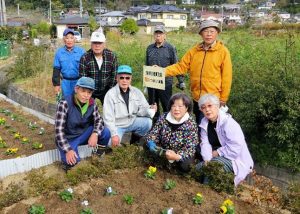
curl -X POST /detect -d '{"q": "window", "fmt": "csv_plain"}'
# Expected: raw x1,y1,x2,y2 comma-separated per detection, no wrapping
152,14,157,19
180,15,186,20
167,15,174,19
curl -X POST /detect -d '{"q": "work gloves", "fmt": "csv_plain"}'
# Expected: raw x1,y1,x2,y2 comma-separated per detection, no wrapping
147,140,158,152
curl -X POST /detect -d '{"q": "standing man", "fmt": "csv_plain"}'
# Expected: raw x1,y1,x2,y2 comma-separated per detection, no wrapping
55,77,110,171
103,65,157,147
79,31,118,104
146,25,185,119
165,20,232,124
52,28,85,98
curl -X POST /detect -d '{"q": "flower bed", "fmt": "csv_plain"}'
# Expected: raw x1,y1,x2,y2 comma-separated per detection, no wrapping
0,99,55,160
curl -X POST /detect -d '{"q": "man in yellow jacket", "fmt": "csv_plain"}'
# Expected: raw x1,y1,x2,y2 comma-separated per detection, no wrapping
165,20,232,124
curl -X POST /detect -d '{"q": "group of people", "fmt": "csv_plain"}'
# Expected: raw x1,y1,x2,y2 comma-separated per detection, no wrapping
53,20,253,186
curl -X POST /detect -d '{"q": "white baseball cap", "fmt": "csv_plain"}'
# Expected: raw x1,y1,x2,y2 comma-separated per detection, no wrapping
90,31,106,43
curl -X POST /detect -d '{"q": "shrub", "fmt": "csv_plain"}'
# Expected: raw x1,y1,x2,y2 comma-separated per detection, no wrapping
283,182,300,213
228,31,300,172
120,19,139,35
0,183,25,209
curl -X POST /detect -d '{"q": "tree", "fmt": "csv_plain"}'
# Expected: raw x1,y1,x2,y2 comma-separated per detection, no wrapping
120,19,139,35
89,16,99,33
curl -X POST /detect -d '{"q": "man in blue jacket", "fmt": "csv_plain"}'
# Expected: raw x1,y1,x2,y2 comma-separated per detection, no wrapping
55,77,110,171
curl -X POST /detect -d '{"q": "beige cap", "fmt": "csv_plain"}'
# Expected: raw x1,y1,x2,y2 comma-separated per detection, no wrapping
90,31,106,42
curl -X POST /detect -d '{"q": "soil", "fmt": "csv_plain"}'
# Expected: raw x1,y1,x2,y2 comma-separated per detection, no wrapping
2,164,285,214
0,99,55,159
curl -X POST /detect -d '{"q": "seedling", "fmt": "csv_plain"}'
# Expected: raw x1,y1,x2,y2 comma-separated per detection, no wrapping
0,137,7,148
59,188,74,202
28,204,46,214
28,121,38,130
164,179,176,190
144,166,157,179
80,208,93,214
38,127,45,135
32,142,43,149
193,193,204,205
21,137,29,144
123,194,134,205
14,132,21,139
161,208,173,214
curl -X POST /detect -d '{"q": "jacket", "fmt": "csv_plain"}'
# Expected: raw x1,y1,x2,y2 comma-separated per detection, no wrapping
146,113,199,160
165,41,232,102
199,110,254,186
103,84,152,136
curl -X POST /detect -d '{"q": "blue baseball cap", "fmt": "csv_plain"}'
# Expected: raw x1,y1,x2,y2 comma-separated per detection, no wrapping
76,77,95,90
63,28,75,36
117,65,132,75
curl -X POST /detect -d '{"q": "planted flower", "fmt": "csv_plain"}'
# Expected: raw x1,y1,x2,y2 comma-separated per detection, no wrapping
220,199,235,214
5,148,18,155
28,204,46,214
28,121,38,130
21,137,29,144
161,207,173,214
81,200,89,206
0,117,6,125
80,208,93,214
144,166,157,179
164,179,176,190
59,188,74,202
38,127,45,135
0,138,7,148
193,193,204,205
105,186,117,196
14,132,21,139
123,194,134,205
32,142,43,149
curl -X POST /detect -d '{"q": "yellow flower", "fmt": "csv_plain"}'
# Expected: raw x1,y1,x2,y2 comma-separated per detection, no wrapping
196,193,203,198
14,133,21,139
220,205,227,214
223,199,234,207
149,166,157,173
38,143,43,148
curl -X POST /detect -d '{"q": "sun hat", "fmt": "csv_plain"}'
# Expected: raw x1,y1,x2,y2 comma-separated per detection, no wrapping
90,31,106,42
63,28,75,36
199,20,220,34
76,77,95,90
117,65,132,75
154,25,166,33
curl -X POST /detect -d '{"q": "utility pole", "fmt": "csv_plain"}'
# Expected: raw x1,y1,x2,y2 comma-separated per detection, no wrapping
0,1,2,27
49,0,52,24
221,5,223,32
0,0,7,26
99,0,101,14
80,0,83,18
17,4,20,16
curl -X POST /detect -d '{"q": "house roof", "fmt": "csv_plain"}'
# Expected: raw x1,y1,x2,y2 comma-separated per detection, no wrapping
101,11,125,17
53,16,89,25
146,5,189,13
136,19,163,26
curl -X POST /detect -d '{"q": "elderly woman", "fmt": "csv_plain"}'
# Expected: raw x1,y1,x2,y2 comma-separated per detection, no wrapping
146,93,199,172
196,94,253,186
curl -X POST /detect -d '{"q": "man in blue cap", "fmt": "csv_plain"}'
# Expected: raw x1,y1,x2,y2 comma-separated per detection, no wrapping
52,28,86,98
103,65,157,147
55,76,110,171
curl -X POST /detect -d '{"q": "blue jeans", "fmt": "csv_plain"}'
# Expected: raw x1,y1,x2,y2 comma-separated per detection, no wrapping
59,126,111,164
108,117,152,147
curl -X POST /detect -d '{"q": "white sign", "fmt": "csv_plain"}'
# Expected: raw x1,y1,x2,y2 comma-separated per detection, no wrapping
143,65,165,90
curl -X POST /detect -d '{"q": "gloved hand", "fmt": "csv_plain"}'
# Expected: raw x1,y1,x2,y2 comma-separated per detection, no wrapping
147,140,157,152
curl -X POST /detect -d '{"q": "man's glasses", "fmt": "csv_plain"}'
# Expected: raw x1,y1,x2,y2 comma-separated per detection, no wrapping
119,76,131,80
202,30,217,34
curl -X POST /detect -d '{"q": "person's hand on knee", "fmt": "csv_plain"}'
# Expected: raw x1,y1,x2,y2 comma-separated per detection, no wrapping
88,132,98,147
111,135,120,147
66,150,78,165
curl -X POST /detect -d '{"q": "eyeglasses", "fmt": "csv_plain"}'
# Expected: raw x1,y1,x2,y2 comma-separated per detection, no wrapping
202,30,217,34
119,76,131,80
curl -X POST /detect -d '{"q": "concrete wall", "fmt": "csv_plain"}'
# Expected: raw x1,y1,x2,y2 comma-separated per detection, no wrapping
7,83,56,118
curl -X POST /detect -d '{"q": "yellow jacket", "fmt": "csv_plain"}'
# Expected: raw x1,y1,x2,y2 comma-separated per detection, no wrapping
166,41,232,102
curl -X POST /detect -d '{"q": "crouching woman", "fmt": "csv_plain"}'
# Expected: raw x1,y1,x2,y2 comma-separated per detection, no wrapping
196,93,253,186
145,93,199,173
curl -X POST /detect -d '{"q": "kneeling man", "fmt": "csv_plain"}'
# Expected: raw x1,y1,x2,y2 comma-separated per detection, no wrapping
103,65,157,147
55,77,110,170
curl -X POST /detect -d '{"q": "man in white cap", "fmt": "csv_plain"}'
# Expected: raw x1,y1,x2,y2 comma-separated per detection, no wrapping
52,28,85,98
79,31,118,104
165,20,232,124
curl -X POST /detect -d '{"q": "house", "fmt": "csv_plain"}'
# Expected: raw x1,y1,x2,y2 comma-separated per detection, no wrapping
224,14,242,25
133,5,189,31
136,19,164,34
99,11,126,27
182,0,196,5
53,16,89,39
200,13,223,23
165,0,176,4
277,11,291,21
